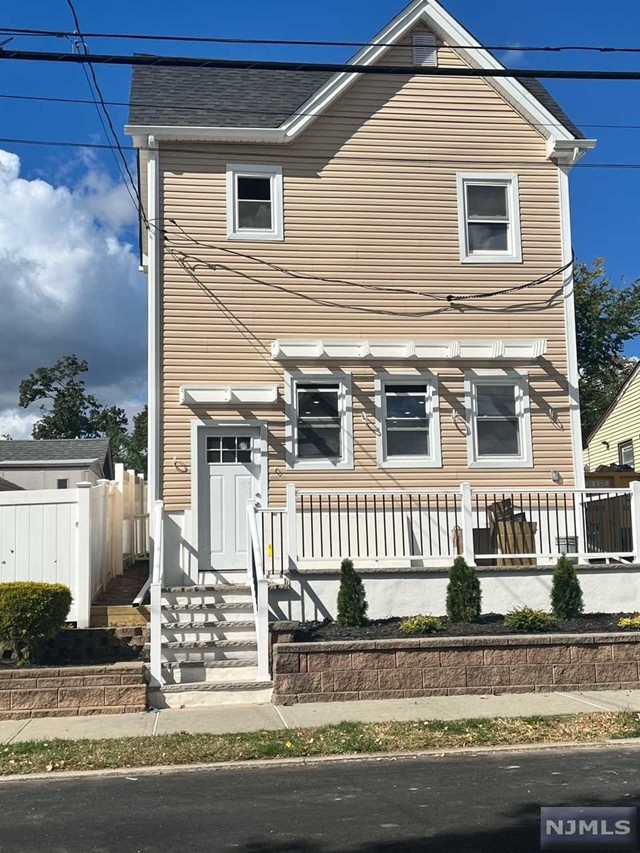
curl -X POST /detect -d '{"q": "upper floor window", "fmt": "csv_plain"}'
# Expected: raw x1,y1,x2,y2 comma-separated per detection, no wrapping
375,374,441,468
284,371,353,470
465,371,532,468
619,440,635,468
226,164,283,241
456,173,522,264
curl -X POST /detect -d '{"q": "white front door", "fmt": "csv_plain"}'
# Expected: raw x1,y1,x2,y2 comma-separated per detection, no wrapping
204,428,262,571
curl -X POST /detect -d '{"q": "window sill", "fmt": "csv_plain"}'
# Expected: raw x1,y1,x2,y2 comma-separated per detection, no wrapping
468,457,533,469
289,458,354,471
460,253,523,265
227,230,284,242
377,458,442,470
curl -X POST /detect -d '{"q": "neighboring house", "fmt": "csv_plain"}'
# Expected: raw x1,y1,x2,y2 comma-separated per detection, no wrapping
584,363,640,473
0,476,22,492
0,439,114,490
127,0,601,703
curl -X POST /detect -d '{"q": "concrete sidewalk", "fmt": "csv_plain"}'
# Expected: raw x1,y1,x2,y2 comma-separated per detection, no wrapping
2,688,640,745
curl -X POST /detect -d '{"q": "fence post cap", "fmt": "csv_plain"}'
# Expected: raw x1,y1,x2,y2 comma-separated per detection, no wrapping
76,481,92,489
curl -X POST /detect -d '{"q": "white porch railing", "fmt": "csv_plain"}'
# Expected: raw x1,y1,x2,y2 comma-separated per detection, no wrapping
277,482,640,569
246,501,271,681
149,499,164,688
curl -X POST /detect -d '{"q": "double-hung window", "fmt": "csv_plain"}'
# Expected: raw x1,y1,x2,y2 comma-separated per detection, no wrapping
619,440,635,468
457,173,521,263
376,375,441,468
285,372,353,470
466,372,532,468
226,164,283,241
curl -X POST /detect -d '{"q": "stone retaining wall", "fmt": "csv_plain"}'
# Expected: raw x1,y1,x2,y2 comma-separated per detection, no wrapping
0,662,147,720
272,633,640,704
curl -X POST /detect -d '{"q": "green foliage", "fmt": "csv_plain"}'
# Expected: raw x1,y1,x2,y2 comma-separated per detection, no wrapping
618,615,640,630
398,615,443,636
503,607,553,632
0,583,71,664
575,259,640,440
446,557,482,623
551,555,584,619
336,559,368,627
18,355,147,473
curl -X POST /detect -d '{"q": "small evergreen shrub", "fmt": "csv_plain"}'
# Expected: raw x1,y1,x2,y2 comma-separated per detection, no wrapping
504,607,553,632
0,582,71,664
398,615,443,636
446,557,482,623
551,555,584,619
336,559,368,627
618,615,640,630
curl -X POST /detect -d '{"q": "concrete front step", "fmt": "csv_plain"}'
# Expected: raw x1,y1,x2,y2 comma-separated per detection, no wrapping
162,589,252,607
162,619,256,631
160,659,259,684
162,602,253,612
163,584,251,593
149,682,273,707
161,626,256,644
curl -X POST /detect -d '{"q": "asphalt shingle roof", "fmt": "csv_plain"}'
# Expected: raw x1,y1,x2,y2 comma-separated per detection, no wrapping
129,66,334,128
0,439,111,465
128,64,583,139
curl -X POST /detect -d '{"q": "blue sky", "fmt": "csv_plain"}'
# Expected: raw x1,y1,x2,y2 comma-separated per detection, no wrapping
0,0,638,435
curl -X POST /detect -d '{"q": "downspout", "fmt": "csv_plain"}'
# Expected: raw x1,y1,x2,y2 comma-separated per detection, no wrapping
147,136,162,510
558,160,585,490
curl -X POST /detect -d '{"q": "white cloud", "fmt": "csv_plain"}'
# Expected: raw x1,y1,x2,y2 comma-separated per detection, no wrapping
0,410,38,440
499,47,525,66
0,149,146,434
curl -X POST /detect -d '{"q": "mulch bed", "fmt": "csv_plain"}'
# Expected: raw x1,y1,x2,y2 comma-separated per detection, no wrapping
295,613,637,642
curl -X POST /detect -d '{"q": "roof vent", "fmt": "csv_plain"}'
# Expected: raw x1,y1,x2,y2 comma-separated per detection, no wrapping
412,32,437,67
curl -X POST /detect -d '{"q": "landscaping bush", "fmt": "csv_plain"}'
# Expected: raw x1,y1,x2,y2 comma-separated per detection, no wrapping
551,555,584,619
398,615,443,636
0,582,71,664
336,558,368,627
446,557,482,622
504,607,553,632
618,615,640,630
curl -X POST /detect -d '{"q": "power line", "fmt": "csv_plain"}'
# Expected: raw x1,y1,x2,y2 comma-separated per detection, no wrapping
2,90,639,132
2,48,640,80
2,25,640,54
4,134,640,169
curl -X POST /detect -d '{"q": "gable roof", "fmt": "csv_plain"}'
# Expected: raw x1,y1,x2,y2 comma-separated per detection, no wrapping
126,0,592,154
0,439,113,477
585,362,640,447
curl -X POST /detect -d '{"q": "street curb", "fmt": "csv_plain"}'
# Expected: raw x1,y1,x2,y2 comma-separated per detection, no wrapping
1,737,640,784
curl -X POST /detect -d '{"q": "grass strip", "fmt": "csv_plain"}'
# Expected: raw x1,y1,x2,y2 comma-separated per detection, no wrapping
2,712,640,776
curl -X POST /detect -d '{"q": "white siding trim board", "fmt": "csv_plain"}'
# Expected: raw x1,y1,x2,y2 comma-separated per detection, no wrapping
271,339,547,361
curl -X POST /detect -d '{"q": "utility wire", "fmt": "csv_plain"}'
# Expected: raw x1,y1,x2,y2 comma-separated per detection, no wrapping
2,25,640,54
2,90,639,132
2,48,640,80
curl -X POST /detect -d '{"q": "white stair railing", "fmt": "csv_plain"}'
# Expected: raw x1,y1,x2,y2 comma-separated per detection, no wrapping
247,500,270,682
149,499,164,688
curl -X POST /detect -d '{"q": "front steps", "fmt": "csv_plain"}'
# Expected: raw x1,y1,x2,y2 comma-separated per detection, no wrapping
150,582,272,707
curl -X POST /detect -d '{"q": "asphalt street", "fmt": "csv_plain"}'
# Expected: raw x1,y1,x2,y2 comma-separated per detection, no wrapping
1,745,640,852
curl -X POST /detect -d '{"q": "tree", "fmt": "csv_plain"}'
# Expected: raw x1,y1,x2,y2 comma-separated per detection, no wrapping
446,557,482,623
551,555,584,620
18,355,147,472
336,558,368,627
575,259,640,440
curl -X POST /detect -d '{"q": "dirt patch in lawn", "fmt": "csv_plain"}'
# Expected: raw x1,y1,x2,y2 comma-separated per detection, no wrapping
295,613,637,642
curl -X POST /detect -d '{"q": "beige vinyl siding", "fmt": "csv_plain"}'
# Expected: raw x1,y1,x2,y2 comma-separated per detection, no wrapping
584,368,640,471
158,27,572,510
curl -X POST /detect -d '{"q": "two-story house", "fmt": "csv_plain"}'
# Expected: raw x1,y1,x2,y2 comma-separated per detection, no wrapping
127,0,600,705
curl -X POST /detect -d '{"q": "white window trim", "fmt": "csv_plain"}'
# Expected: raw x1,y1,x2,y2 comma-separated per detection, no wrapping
284,370,353,471
456,173,522,264
226,163,284,242
374,373,442,469
465,369,532,469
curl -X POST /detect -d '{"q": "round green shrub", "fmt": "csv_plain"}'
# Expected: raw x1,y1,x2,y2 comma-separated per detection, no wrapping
446,557,482,623
551,555,584,619
398,615,443,636
0,582,72,664
503,607,553,632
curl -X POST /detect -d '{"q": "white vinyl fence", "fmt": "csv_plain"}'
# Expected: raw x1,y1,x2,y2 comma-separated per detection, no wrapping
0,471,148,627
